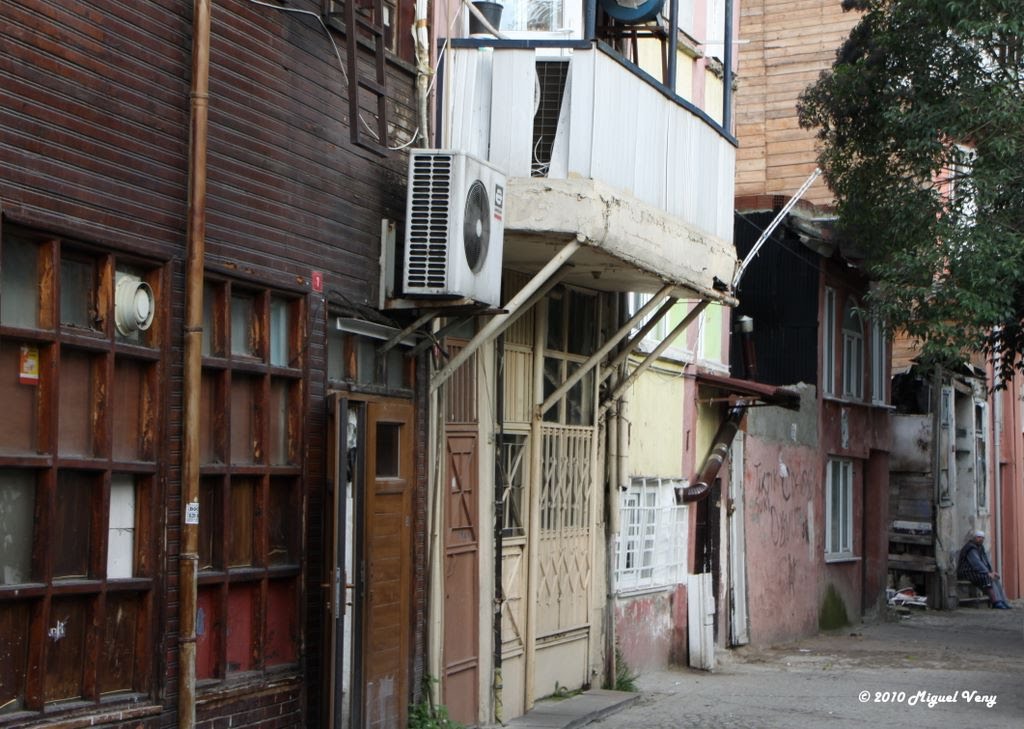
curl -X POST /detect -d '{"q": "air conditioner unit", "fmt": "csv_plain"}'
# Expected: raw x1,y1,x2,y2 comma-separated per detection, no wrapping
403,150,505,307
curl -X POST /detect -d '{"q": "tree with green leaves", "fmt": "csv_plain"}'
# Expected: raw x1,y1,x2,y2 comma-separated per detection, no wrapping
798,0,1024,381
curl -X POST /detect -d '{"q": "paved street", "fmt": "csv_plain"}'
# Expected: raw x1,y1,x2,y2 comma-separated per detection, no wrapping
590,603,1024,729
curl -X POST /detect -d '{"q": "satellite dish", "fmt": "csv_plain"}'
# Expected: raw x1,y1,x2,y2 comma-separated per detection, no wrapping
463,180,491,273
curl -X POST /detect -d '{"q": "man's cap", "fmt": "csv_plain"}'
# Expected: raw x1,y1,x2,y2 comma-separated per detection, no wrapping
974,530,986,538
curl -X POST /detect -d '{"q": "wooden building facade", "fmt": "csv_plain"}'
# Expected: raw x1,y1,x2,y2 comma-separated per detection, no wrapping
0,1,426,728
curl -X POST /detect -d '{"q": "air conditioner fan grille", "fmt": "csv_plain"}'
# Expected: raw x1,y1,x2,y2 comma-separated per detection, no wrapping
407,154,453,289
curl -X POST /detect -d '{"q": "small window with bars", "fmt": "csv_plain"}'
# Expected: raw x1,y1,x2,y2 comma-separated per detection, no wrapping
532,60,569,177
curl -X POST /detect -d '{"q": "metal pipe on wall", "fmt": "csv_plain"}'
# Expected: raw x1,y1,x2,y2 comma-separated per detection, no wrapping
180,2,212,728
524,295,547,710
722,0,734,133
492,333,506,723
413,0,431,146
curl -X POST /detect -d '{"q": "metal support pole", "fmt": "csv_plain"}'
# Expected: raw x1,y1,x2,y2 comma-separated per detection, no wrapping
431,239,581,392
600,300,709,415
540,285,674,417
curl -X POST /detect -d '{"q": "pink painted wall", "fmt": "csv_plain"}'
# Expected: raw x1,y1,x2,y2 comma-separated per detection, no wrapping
994,372,1024,599
614,584,688,672
743,438,822,643
742,428,890,644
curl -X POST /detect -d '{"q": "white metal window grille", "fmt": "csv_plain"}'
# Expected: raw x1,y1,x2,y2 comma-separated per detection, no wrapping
825,459,854,558
615,477,689,592
823,287,836,395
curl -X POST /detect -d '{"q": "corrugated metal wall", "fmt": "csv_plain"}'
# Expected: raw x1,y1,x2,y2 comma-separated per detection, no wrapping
731,210,819,386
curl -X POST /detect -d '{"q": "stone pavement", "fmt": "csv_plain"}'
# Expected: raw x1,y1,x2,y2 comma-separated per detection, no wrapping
506,601,1023,729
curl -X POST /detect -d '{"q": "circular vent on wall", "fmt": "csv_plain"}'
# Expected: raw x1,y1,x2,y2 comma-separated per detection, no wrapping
115,273,155,335
463,180,491,273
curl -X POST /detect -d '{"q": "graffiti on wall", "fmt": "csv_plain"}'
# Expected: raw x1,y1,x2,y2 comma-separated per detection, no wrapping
749,457,813,549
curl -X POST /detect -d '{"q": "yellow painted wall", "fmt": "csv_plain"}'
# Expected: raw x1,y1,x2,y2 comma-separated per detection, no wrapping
695,400,718,465
636,41,696,108
704,69,724,125
701,303,724,364
627,361,686,478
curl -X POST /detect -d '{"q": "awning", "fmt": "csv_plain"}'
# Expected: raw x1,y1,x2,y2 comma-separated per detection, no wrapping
696,373,801,410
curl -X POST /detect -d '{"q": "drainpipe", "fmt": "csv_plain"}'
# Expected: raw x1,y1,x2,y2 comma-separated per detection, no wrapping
180,2,211,729
679,317,755,504
493,333,505,723
524,298,547,710
993,366,1003,576
604,390,619,685
413,0,430,146
604,296,626,692
722,0,733,134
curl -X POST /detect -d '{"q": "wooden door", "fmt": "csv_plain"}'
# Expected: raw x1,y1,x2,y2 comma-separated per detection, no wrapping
363,399,414,729
443,428,480,724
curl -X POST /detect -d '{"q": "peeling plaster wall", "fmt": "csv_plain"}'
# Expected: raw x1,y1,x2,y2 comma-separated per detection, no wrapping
614,585,687,672
742,389,888,642
743,437,822,642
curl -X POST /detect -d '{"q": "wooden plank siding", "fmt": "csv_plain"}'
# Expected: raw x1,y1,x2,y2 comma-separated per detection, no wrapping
1,1,419,729
735,0,863,204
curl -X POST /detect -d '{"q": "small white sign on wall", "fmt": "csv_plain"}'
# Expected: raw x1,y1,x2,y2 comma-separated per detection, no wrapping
185,501,200,525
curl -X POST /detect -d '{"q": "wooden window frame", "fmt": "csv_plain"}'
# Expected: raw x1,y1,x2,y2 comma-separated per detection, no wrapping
326,313,416,397
323,0,417,63
0,226,165,715
196,277,305,681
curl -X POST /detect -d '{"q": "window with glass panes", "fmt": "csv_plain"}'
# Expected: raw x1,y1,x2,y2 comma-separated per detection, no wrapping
326,315,415,395
0,227,164,714
543,288,598,425
196,278,304,678
825,458,854,559
841,300,864,400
